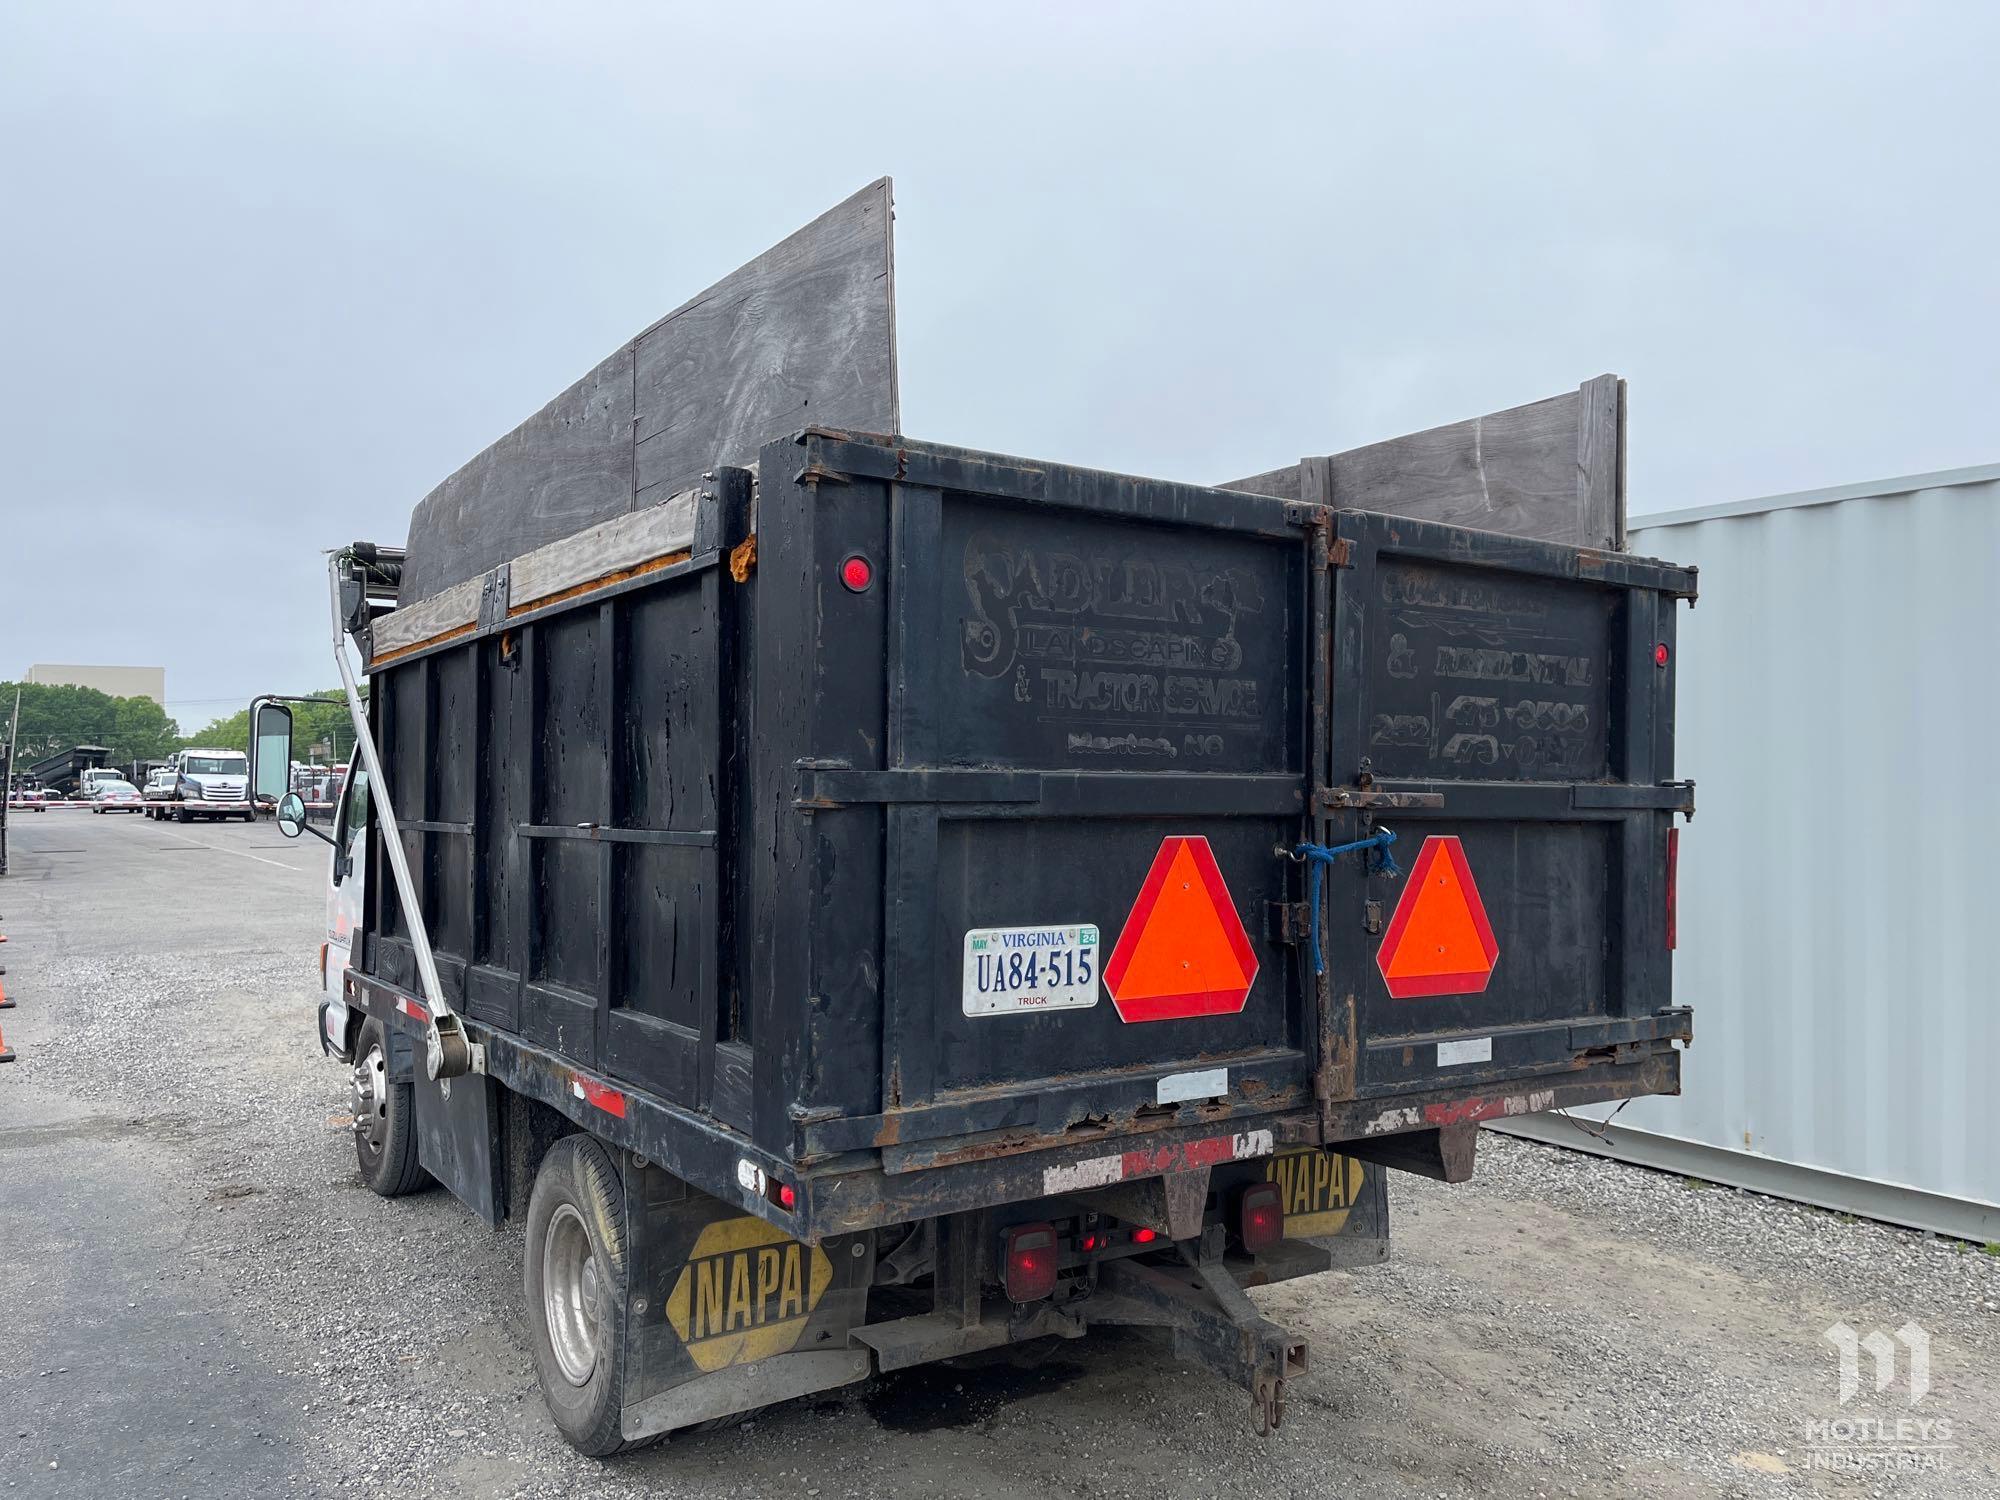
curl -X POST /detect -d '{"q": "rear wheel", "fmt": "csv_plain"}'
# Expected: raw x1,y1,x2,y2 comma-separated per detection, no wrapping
525,1135,634,1457
352,1018,427,1196
175,807,191,824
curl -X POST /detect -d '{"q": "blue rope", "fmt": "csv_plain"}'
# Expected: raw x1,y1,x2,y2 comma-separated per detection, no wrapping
1292,829,1401,975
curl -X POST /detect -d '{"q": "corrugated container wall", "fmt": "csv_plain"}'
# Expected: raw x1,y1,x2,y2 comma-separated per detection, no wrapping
1502,464,2000,1241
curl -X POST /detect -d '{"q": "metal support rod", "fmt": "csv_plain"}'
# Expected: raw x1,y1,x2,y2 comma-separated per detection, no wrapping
326,553,471,1079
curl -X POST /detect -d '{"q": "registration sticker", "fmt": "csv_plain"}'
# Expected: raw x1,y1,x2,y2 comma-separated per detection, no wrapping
962,924,1100,1016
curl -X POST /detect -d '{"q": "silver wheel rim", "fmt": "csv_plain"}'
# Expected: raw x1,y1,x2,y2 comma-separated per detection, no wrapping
542,1203,604,1386
352,1044,389,1157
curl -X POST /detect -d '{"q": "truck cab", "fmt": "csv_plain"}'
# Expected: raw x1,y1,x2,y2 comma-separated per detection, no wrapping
164,748,255,822
313,764,369,1062
78,768,121,800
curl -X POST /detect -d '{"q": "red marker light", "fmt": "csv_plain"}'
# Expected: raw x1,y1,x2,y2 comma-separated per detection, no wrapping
1238,1181,1284,1254
1131,1226,1158,1244
1654,642,1670,668
840,554,874,592
774,1180,797,1211
1080,1232,1101,1252
1003,1223,1059,1303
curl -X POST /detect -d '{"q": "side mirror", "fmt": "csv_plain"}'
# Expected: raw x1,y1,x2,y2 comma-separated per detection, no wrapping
276,792,307,838
252,700,294,804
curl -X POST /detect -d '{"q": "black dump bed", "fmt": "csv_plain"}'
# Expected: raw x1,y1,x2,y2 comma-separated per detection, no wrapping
350,428,1695,1241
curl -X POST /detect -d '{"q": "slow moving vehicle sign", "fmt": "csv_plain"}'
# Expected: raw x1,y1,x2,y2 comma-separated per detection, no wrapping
1375,835,1499,998
1103,835,1259,1022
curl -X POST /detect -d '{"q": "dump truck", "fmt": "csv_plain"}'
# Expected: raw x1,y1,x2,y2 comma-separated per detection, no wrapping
251,179,1696,1455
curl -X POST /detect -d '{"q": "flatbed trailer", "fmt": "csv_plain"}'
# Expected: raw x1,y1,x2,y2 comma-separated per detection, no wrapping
255,181,1695,1456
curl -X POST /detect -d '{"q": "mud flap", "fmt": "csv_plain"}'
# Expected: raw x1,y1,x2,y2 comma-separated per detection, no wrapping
411,1068,504,1228
1253,1146,1391,1269
618,1157,875,1441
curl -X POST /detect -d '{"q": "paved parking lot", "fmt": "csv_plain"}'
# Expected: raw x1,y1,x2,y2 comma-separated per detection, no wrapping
1,812,1995,1498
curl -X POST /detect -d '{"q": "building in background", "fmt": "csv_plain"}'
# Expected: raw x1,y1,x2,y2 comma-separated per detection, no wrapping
24,663,167,706
1499,461,2000,1242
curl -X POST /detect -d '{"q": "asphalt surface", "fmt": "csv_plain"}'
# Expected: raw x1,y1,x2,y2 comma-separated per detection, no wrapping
1,811,1995,1498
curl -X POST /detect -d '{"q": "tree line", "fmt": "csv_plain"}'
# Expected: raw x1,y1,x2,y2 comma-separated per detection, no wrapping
2,682,362,769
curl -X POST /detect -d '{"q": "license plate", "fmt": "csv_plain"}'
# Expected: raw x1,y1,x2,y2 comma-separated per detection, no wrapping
962,924,1101,1016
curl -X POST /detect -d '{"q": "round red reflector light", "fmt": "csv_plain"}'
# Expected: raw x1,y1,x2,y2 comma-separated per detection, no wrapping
1131,1226,1158,1244
840,554,874,592
777,1181,797,1210
1654,642,1670,668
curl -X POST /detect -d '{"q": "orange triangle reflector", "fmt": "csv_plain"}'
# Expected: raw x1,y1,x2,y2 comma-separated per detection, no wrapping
1375,835,1499,999
1104,836,1259,1023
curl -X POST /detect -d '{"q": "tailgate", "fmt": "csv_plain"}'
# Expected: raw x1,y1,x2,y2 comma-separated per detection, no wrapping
1318,511,1696,1114
842,466,1319,1167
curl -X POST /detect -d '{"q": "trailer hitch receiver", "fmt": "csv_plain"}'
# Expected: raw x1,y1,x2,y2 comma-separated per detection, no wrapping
1093,1239,1311,1435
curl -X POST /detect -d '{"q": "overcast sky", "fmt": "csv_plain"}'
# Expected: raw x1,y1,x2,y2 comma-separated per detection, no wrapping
4,1,1994,730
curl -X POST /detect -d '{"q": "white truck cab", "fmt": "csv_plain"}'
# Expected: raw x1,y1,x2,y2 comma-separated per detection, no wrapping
315,764,370,1062
165,747,255,822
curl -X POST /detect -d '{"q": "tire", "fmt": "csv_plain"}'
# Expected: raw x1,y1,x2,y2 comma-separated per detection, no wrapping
352,1018,427,1197
175,806,191,824
525,1135,635,1457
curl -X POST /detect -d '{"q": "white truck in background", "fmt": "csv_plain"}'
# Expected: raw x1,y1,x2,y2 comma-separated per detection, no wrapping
144,747,256,823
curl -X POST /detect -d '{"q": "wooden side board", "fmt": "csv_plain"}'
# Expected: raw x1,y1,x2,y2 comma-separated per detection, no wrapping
372,488,703,660
398,179,899,605
1219,375,1627,551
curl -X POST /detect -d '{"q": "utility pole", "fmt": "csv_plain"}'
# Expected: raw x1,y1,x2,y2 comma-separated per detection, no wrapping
2,687,20,876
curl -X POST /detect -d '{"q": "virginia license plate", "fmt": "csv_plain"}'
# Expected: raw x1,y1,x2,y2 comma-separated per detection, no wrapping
962,924,1101,1016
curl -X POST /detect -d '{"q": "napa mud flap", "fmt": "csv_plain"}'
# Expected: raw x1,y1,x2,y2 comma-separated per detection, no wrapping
619,1157,874,1441
1258,1146,1390,1266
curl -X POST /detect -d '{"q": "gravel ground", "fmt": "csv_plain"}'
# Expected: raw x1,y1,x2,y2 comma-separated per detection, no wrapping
1,812,1994,1498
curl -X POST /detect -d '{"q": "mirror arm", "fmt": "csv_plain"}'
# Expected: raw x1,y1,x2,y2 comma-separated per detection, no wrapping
302,822,338,848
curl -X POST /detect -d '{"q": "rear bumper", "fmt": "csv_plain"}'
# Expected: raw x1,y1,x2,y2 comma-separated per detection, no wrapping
345,964,1680,1242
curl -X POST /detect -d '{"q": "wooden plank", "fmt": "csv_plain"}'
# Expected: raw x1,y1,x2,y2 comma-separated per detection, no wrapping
632,179,898,504
399,179,898,607
508,488,700,609
1216,377,1626,550
1215,463,1303,501
399,350,636,605
371,575,482,656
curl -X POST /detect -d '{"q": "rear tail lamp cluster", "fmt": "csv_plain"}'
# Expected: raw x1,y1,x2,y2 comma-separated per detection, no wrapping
1003,1223,1058,1303
1238,1181,1285,1254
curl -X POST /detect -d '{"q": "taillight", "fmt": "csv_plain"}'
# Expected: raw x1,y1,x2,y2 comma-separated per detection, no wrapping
1239,1181,1284,1253
1654,641,1670,668
839,553,874,592
1130,1226,1158,1245
1003,1223,1058,1303
1666,826,1679,951
319,942,329,984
